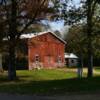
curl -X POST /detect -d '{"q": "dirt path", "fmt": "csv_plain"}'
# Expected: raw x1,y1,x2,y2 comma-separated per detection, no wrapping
0,93,100,100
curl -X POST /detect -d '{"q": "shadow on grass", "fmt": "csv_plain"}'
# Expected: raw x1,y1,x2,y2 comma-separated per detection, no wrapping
0,76,100,95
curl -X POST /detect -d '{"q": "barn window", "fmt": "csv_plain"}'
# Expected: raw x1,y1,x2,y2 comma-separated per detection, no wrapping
57,56,62,63
48,56,51,64
35,54,39,62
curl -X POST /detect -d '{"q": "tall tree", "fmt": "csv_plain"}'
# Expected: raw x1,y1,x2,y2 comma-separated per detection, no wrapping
0,0,51,80
53,0,100,77
86,0,100,77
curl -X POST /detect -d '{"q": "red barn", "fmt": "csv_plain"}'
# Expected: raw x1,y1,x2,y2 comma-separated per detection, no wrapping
21,31,66,70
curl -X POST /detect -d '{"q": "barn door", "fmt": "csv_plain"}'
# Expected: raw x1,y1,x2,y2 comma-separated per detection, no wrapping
44,56,54,67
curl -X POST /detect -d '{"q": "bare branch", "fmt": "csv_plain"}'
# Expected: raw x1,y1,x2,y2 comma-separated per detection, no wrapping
17,0,47,38
91,0,98,16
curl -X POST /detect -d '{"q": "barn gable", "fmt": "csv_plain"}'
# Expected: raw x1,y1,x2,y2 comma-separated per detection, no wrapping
35,32,66,44
21,31,66,44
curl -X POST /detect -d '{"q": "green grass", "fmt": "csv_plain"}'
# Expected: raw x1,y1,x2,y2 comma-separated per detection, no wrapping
16,69,77,81
94,67,100,72
0,68,100,95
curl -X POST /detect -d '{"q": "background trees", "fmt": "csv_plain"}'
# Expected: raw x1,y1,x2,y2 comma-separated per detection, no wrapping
65,24,87,66
65,23,100,67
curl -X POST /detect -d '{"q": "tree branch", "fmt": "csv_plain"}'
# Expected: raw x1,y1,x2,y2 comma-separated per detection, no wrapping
91,0,98,17
17,0,46,39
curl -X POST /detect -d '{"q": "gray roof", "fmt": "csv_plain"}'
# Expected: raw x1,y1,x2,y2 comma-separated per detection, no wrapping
65,53,78,59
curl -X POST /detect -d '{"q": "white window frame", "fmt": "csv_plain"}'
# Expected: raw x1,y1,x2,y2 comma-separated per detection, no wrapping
35,54,39,63
57,56,62,63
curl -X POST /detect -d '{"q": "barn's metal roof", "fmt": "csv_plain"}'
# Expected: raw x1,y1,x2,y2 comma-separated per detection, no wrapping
20,31,66,44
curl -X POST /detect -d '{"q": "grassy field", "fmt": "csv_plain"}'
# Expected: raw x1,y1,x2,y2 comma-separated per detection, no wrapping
0,68,100,95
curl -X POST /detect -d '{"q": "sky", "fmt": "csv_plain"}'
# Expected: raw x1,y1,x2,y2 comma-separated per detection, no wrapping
73,0,80,5
49,0,80,32
49,20,64,32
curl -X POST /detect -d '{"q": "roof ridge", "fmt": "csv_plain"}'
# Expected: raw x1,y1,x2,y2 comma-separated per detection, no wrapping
20,31,66,44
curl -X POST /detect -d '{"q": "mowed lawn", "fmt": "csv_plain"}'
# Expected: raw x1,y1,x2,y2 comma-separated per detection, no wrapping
0,68,100,95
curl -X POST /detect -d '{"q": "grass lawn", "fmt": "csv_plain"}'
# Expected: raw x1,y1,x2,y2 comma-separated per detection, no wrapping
94,67,100,72
0,68,100,95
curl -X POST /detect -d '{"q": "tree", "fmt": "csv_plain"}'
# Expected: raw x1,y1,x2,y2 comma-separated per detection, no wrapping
0,0,51,80
86,0,100,77
65,22,100,67
53,0,100,77
65,24,87,62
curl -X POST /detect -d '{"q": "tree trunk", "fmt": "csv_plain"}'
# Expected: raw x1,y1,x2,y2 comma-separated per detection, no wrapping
8,38,16,80
80,55,84,68
8,0,17,80
87,0,93,77
87,50,93,77
87,34,93,77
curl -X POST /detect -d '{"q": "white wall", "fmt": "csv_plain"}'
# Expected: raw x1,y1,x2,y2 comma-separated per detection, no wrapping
68,59,78,67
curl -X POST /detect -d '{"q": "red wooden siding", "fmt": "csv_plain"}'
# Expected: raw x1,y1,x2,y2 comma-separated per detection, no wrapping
28,32,65,69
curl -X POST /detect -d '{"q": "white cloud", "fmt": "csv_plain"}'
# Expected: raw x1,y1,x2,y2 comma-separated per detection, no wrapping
49,20,64,32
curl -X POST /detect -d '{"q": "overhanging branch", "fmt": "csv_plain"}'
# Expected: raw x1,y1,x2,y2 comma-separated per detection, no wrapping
17,0,46,39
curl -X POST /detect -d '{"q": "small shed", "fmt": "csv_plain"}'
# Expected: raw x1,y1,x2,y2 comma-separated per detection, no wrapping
65,53,78,67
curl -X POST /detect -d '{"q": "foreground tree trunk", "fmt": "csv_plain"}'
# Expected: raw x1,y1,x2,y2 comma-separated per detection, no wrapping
8,0,17,80
8,38,16,80
87,0,93,77
87,38,93,78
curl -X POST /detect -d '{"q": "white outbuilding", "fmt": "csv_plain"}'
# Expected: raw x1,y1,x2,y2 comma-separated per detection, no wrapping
65,53,78,67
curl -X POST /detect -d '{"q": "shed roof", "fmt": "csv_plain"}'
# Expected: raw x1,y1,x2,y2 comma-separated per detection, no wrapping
65,53,78,59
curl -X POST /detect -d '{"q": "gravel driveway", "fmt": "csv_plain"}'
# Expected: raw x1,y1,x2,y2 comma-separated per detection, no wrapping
0,93,100,100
